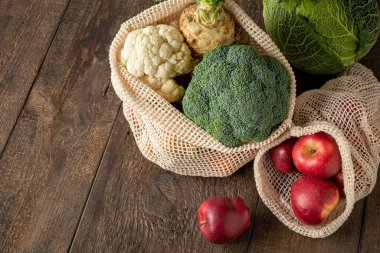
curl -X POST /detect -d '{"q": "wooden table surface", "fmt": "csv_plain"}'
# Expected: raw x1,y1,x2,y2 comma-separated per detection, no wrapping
1,0,380,252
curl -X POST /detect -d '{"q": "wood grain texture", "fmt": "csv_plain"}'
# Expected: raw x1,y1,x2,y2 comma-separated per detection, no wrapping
69,113,258,253
247,200,365,253
0,0,124,251
0,0,70,155
357,175,380,253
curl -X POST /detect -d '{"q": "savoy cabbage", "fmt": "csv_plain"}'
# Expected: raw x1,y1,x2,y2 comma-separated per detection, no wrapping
263,0,380,75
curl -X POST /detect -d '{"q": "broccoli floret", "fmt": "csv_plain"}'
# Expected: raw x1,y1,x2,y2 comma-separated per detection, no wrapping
183,44,291,147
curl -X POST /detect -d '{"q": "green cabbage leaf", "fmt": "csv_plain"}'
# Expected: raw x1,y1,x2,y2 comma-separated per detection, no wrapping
263,0,380,74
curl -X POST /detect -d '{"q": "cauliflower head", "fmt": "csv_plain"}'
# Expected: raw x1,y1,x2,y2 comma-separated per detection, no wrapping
120,24,192,102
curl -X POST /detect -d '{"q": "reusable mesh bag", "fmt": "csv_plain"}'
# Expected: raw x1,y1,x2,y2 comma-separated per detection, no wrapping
254,63,380,238
293,63,380,201
110,0,296,177
254,122,354,238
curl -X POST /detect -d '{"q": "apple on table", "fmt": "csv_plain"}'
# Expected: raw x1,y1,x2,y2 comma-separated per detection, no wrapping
197,196,251,244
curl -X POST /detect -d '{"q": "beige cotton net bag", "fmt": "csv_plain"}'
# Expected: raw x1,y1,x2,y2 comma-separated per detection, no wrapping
109,0,296,177
294,63,380,201
254,63,380,238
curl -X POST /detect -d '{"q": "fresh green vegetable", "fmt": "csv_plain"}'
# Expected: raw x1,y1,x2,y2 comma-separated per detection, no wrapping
263,0,380,75
195,0,224,25
183,44,290,147
179,0,235,55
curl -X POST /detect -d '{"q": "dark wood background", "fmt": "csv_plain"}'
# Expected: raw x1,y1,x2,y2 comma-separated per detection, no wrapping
1,0,379,252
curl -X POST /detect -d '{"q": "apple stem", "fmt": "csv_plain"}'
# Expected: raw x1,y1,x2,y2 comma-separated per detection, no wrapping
199,221,207,227
309,148,316,154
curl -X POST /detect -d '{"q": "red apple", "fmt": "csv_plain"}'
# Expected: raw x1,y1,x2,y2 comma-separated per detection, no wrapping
197,196,251,244
291,176,340,226
292,132,341,178
270,137,298,173
333,170,345,198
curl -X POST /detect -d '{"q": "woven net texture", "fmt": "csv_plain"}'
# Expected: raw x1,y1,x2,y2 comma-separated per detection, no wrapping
109,0,296,177
254,63,380,238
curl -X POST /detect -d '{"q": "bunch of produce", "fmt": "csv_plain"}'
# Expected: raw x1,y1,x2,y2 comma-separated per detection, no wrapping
115,0,380,241
120,0,291,148
270,132,345,225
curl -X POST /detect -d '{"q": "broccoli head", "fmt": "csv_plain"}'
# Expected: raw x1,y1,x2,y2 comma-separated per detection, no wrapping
183,44,290,147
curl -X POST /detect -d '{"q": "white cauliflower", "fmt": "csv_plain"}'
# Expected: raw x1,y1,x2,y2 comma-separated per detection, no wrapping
120,24,192,102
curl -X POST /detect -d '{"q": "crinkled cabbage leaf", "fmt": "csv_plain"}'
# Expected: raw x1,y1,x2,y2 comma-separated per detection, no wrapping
263,0,380,74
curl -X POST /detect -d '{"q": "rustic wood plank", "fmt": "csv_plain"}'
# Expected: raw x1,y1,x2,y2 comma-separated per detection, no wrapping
69,113,258,253
0,0,132,251
247,200,365,253
357,174,380,253
0,0,70,155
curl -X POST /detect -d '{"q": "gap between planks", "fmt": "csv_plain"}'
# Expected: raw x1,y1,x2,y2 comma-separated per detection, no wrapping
68,105,122,252
0,0,72,158
356,198,367,253
245,194,261,253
